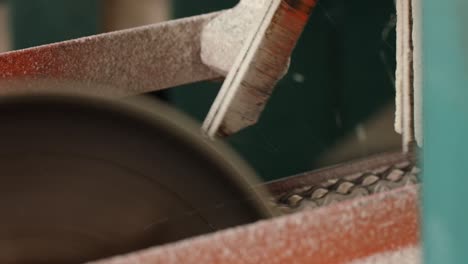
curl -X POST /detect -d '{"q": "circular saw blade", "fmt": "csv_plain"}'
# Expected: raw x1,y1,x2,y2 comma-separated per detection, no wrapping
0,95,272,263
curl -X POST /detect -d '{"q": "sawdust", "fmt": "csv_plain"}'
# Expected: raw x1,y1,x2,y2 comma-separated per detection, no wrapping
202,0,316,136
200,0,272,75
349,246,421,264
0,13,221,97
89,185,419,264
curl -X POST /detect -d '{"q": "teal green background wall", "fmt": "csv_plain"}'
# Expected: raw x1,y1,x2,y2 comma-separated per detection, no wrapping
423,0,468,263
9,0,99,49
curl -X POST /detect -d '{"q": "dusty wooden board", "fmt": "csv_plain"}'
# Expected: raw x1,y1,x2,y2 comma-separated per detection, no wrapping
0,12,220,97
90,185,420,264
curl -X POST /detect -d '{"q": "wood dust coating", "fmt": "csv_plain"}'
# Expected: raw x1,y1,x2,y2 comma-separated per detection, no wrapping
0,13,220,97
215,0,318,136
90,185,420,264
350,246,421,264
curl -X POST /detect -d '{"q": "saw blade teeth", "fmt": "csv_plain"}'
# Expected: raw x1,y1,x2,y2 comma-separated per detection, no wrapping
362,175,380,186
286,194,305,208
335,182,355,195
271,163,420,214
386,169,405,182
310,188,329,200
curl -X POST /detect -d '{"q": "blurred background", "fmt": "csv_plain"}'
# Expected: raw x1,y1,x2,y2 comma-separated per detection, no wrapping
0,0,401,181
